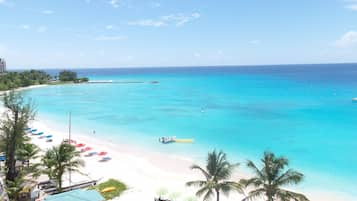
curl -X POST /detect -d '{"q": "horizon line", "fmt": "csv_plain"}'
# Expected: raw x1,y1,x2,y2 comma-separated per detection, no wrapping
8,62,357,71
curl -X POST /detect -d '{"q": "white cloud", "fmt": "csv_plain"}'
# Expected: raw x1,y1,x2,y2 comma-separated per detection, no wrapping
0,44,7,54
345,4,357,10
37,26,47,33
19,24,31,30
128,13,200,27
128,19,166,27
0,0,14,7
109,0,120,8
335,31,357,47
249,40,260,45
95,35,127,41
42,10,54,15
105,25,114,30
151,2,160,8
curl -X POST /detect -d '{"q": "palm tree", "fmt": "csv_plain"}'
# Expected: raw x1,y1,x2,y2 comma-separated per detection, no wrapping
0,91,35,182
186,150,243,201
240,151,309,201
17,143,40,167
5,177,25,201
42,142,84,191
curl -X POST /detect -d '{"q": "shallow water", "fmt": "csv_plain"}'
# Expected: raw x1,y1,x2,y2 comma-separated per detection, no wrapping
22,64,357,196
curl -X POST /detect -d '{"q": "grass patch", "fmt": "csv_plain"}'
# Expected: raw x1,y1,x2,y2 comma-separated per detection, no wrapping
90,179,127,200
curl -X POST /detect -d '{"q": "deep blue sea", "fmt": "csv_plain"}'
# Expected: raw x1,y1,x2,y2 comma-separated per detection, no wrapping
22,64,357,195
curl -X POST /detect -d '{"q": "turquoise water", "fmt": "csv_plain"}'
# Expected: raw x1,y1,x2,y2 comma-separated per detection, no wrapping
22,65,357,196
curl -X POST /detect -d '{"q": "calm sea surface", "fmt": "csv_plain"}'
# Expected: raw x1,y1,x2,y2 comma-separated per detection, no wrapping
22,64,357,195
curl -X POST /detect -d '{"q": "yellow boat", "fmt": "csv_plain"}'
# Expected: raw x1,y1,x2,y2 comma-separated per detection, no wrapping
101,187,116,193
174,139,194,143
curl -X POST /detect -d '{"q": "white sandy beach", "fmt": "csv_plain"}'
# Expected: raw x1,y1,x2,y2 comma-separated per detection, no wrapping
27,119,237,201
0,92,356,201
0,85,48,96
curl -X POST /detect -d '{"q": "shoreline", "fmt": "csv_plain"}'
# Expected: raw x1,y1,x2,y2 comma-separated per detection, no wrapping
25,114,357,201
0,84,49,96
0,87,356,200
27,119,222,200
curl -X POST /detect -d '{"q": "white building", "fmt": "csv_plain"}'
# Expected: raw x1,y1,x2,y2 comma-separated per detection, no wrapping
0,58,6,73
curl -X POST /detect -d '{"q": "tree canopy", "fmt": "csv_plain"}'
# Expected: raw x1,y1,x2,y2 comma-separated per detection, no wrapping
58,70,77,82
0,70,51,91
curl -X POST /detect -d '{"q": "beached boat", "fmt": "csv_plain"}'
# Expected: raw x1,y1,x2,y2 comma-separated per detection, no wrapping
159,136,195,144
159,136,176,144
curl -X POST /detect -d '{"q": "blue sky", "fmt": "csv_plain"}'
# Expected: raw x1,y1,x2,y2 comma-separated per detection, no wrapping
0,0,357,68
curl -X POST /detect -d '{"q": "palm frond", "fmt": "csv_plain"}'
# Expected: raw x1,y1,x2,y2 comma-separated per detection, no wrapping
240,177,263,188
195,185,210,197
242,188,265,201
246,160,265,179
186,180,207,187
275,169,304,186
190,164,210,180
218,181,244,196
202,189,215,201
275,188,309,201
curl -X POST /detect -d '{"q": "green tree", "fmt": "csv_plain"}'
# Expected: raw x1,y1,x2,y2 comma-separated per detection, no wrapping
0,91,35,182
42,142,84,191
186,150,243,201
5,177,25,201
58,70,77,82
16,143,40,167
0,70,51,91
240,151,309,201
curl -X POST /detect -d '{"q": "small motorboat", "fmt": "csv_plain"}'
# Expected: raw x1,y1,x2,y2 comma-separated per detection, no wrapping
352,97,357,102
159,136,176,144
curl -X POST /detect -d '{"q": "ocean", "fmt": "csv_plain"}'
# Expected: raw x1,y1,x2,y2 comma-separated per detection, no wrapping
21,64,357,196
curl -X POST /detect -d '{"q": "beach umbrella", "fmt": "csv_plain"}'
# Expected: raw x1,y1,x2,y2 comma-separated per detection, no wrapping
33,132,44,135
31,129,37,132
89,151,97,156
84,147,92,151
46,135,53,138
98,151,107,156
99,157,111,162
76,143,85,148
81,147,92,152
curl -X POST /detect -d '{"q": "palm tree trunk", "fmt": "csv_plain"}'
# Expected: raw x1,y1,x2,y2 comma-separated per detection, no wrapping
266,192,274,201
6,112,19,182
216,189,220,201
58,175,62,192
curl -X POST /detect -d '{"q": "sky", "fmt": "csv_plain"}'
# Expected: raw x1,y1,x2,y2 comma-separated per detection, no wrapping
0,0,357,69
